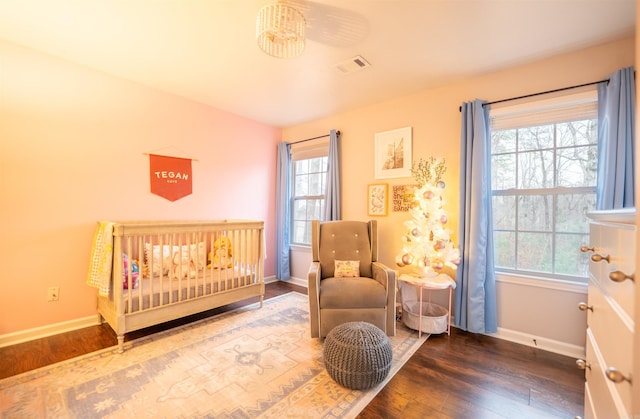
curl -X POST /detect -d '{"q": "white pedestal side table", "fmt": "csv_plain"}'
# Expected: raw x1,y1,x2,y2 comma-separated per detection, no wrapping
399,273,456,338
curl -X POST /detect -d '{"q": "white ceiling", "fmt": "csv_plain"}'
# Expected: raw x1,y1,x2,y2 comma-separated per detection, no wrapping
0,0,635,127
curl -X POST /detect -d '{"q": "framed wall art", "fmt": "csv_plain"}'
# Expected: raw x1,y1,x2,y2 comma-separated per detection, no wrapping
392,184,418,212
367,183,388,216
374,126,412,179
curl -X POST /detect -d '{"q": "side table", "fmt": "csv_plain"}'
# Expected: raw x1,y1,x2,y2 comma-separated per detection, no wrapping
399,273,456,337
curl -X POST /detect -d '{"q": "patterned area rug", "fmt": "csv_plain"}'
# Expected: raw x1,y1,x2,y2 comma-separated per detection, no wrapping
0,292,427,418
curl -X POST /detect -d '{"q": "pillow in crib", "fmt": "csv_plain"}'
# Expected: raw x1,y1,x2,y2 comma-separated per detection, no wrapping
334,260,360,278
144,242,207,277
144,244,174,277
176,242,207,271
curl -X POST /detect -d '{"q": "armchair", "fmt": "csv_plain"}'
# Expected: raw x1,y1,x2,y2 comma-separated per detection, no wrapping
308,220,396,338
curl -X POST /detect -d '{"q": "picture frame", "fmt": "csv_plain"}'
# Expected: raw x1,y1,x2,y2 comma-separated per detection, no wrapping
374,126,412,179
367,183,388,216
392,184,418,212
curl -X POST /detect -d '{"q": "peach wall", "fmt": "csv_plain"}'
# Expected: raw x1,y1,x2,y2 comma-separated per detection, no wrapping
284,35,634,353
0,41,280,335
285,35,634,268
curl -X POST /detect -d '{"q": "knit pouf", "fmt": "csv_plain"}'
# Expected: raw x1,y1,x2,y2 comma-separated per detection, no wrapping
323,321,393,390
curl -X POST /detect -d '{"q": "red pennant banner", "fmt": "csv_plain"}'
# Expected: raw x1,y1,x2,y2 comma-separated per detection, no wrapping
149,154,192,202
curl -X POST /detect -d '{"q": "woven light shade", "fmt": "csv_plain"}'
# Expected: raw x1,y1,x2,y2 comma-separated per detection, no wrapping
256,3,306,59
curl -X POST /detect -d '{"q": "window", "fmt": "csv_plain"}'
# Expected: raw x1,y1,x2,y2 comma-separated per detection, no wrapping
291,157,328,244
289,138,329,245
490,91,597,282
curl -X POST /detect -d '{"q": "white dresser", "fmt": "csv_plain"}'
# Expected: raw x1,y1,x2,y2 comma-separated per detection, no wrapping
580,209,637,419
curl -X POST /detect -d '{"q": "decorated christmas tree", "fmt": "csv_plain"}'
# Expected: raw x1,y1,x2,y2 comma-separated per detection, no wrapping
396,157,461,277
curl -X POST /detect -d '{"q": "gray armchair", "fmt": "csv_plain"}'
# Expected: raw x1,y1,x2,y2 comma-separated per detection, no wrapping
308,220,396,338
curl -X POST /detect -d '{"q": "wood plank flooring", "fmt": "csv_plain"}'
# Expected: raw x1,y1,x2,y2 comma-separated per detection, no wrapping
0,282,584,418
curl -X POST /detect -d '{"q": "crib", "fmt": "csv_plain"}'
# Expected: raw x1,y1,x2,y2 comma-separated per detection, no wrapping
93,220,265,353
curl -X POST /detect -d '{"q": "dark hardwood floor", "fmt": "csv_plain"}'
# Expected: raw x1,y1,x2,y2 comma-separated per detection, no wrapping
0,282,584,418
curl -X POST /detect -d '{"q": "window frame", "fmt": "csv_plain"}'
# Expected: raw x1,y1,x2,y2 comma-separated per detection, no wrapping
289,145,329,246
489,91,598,284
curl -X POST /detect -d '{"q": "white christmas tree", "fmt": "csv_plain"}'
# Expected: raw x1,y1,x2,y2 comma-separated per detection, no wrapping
396,157,461,277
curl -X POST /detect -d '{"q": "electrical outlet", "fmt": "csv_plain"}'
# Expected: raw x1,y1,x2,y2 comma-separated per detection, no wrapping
47,286,60,302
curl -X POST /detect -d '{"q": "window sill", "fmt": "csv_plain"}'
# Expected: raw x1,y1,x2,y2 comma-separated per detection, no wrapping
496,272,587,294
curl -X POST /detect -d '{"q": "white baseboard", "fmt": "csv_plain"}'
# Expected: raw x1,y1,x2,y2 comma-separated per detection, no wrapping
3,280,583,361
0,315,101,348
264,275,278,284
1,277,288,348
283,276,308,288
487,327,585,359
282,278,582,358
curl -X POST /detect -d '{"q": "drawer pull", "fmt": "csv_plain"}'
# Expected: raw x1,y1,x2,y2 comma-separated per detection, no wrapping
590,253,610,263
576,359,591,370
609,270,635,283
577,302,593,312
605,367,632,384
580,246,594,253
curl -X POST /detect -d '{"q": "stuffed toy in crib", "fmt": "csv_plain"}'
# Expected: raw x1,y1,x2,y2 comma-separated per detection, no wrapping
122,253,140,289
208,236,233,269
171,249,198,278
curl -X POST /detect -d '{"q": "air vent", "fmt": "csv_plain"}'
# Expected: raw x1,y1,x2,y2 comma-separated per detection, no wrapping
335,55,371,74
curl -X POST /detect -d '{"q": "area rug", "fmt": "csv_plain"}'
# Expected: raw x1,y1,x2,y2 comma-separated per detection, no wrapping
0,292,427,418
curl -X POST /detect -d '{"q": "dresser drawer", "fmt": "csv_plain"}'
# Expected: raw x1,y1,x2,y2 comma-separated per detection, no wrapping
587,277,633,392
585,328,629,418
588,221,636,319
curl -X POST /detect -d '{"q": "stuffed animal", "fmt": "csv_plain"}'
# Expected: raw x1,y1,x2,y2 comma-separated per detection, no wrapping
208,236,233,269
122,253,139,289
171,249,198,278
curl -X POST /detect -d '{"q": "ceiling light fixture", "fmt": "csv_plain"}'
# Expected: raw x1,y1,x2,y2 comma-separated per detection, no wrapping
256,2,306,59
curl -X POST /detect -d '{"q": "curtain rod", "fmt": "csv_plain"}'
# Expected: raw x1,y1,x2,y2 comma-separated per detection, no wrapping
458,78,609,112
289,130,341,145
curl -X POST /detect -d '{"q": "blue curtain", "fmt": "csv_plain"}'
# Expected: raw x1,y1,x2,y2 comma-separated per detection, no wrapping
596,66,635,209
324,129,341,221
275,142,291,280
455,99,498,333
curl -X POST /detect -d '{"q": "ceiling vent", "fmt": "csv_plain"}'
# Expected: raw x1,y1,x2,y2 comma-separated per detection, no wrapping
335,55,371,74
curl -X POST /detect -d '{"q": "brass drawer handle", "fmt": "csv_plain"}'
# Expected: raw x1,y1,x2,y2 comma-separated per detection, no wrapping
609,270,635,283
580,246,594,253
576,359,591,370
591,253,610,263
577,302,593,312
605,367,632,384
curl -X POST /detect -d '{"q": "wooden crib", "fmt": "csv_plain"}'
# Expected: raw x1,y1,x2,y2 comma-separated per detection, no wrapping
96,220,264,352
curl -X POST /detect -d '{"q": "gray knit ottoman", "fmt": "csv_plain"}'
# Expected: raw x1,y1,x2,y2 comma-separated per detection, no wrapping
323,321,393,390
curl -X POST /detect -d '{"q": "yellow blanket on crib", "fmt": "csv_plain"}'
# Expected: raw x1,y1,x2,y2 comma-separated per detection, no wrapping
87,221,115,297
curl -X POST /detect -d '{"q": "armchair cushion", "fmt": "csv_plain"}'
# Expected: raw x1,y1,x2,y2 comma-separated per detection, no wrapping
319,277,387,309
